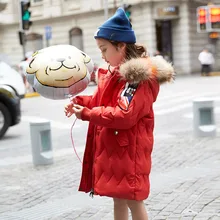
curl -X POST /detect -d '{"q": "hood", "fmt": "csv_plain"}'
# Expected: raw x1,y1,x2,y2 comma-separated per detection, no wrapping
119,56,175,84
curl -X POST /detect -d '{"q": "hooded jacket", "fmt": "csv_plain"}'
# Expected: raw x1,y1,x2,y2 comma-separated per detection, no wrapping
73,56,174,201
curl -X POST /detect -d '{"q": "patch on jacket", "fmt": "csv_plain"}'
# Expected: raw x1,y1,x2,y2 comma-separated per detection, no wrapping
118,82,138,111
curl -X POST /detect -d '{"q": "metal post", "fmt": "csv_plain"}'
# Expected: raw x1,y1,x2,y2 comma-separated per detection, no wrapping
21,37,26,60
46,39,49,47
104,0,108,20
18,0,26,60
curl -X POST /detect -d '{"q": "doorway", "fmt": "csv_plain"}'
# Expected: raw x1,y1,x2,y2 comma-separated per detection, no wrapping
156,20,173,62
26,33,43,52
69,27,84,51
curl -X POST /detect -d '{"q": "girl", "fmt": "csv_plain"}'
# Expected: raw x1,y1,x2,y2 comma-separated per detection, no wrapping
65,7,174,220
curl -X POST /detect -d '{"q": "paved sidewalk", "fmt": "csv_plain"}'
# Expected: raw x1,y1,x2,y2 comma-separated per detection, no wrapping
1,128,220,220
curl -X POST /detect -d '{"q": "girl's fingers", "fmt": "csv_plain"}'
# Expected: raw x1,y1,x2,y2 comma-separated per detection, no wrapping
67,112,74,117
72,107,78,112
73,105,79,109
65,102,74,108
65,105,72,110
64,108,75,117
73,104,83,109
64,103,83,118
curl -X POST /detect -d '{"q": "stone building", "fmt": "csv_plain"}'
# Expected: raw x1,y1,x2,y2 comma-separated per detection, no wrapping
0,0,219,74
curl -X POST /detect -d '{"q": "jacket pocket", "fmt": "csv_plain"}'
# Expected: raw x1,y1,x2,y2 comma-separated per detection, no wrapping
114,130,129,147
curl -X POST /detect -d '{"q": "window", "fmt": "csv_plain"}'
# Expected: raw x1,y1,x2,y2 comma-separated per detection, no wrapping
26,33,43,52
69,27,84,51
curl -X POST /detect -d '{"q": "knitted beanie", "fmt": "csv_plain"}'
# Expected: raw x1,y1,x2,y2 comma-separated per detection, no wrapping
94,7,136,44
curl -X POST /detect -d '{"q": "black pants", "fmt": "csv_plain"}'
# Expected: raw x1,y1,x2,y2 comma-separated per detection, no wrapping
201,65,211,75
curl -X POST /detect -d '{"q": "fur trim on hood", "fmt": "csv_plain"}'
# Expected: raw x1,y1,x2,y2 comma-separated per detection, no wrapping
119,56,175,84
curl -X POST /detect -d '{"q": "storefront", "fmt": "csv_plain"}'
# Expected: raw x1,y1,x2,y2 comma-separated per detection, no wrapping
155,6,179,62
148,1,219,74
0,0,219,74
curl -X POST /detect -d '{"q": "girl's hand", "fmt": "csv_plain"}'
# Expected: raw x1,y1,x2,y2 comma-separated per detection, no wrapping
64,102,75,117
72,104,84,119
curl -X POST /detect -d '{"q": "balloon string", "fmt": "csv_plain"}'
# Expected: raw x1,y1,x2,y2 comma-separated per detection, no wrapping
71,117,82,163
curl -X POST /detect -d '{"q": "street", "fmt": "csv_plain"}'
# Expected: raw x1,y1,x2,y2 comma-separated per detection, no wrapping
0,75,220,220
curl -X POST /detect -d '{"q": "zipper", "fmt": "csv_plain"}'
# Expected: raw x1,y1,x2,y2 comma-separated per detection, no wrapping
89,70,115,198
88,69,120,198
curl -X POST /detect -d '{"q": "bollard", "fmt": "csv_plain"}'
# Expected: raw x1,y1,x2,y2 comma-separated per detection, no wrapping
30,119,53,166
193,98,216,137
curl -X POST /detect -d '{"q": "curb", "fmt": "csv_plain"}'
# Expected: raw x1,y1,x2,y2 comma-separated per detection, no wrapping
24,92,40,98
210,72,220,76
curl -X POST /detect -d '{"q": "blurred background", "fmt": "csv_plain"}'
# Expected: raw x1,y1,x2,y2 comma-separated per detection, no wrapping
0,1,220,220
0,0,219,74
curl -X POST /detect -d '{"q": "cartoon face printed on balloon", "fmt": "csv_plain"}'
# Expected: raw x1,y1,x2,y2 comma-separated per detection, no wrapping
26,45,94,99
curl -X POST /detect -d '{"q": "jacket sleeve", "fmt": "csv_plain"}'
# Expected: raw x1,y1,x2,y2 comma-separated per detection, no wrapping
72,87,99,109
72,68,107,108
81,81,158,129
73,95,93,108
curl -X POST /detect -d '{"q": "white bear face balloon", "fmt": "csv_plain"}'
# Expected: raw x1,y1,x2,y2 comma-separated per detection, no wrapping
26,45,94,99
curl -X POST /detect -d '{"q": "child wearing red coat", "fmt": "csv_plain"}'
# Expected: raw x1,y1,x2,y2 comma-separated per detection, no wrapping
65,7,174,220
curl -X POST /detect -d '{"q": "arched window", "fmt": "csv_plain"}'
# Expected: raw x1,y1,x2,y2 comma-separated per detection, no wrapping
69,27,84,51
26,33,43,52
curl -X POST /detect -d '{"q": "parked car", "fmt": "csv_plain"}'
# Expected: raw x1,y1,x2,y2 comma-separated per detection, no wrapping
0,61,26,98
0,85,21,139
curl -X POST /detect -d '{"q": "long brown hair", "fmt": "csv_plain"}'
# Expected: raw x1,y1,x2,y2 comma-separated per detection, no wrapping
110,41,148,60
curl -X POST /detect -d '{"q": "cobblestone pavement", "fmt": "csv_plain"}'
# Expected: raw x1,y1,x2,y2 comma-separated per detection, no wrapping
1,76,220,220
1,132,220,220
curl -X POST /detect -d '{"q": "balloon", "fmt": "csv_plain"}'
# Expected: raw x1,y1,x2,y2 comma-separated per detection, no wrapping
25,45,94,100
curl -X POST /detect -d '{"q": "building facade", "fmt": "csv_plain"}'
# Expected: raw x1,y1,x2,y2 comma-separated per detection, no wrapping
0,0,219,74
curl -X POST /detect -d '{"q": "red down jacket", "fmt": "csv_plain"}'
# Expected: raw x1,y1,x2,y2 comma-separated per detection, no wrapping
74,57,174,201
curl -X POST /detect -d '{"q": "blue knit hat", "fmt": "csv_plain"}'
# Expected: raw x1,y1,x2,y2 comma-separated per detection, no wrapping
94,7,136,44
